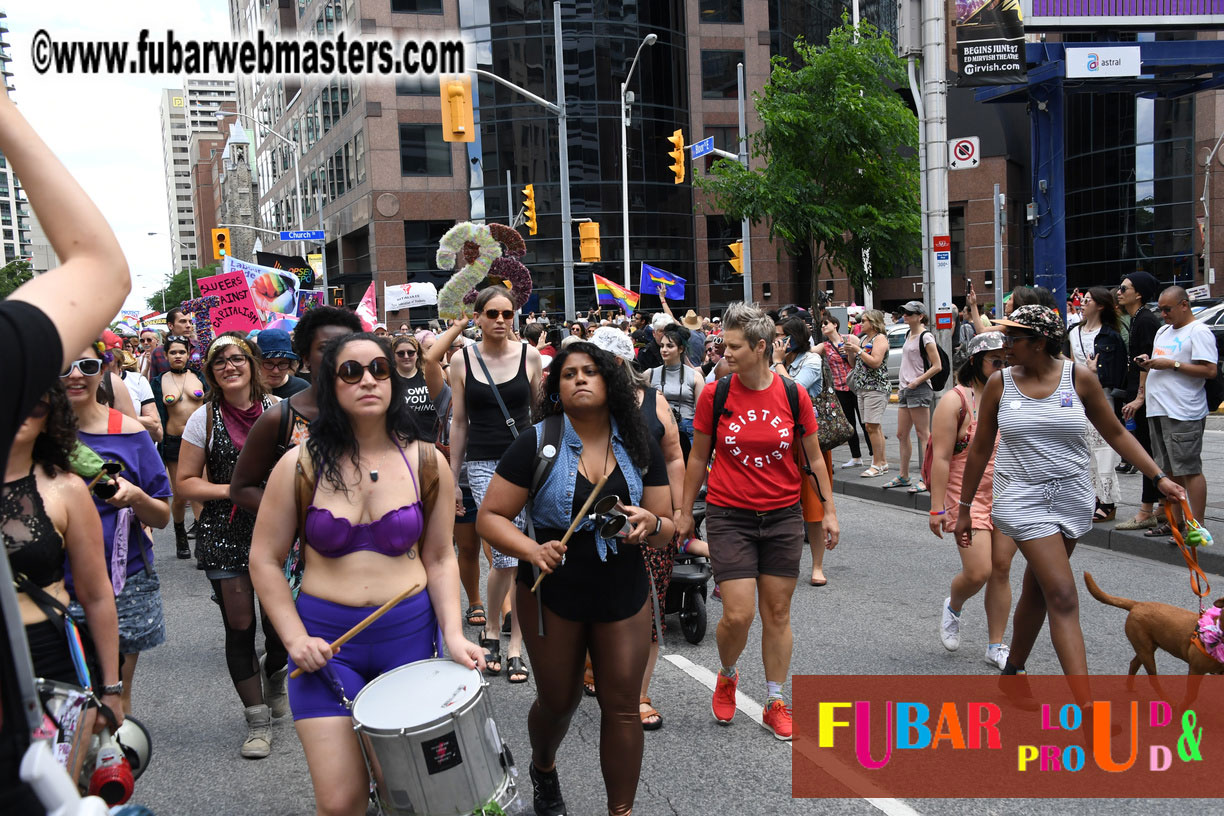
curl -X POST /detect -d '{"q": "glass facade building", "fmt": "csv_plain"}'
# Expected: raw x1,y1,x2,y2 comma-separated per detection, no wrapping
457,0,692,314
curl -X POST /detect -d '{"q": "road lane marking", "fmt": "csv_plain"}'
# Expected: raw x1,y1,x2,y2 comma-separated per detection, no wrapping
663,654,924,816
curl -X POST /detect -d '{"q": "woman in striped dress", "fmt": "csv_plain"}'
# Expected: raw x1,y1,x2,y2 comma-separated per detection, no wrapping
954,306,1183,685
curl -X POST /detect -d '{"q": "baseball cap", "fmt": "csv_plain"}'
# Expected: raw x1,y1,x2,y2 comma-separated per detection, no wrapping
901,300,927,316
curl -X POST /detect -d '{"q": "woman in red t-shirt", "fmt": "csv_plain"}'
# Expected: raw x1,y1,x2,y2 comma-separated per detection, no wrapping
676,302,839,742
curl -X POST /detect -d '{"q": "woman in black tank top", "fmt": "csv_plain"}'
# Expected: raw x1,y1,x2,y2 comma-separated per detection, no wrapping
449,288,544,682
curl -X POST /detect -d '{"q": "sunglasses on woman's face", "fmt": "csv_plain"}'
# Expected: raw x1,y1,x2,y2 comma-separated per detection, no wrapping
60,358,103,378
336,357,392,384
395,349,418,358
485,309,514,321
261,359,293,371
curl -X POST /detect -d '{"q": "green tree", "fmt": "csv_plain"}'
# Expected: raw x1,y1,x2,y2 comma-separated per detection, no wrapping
0,258,33,299
146,264,219,313
696,17,921,308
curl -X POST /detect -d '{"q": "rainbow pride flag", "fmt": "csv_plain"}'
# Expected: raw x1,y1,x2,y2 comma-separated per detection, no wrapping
593,273,640,315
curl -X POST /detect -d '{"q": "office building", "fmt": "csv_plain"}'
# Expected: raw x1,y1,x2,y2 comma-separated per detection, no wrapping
0,10,30,267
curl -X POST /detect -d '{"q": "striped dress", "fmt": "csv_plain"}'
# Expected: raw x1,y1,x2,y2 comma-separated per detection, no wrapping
992,360,1095,542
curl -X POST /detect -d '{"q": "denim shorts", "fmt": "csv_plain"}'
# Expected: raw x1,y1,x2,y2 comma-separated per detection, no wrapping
70,569,166,655
466,459,525,569
898,382,934,408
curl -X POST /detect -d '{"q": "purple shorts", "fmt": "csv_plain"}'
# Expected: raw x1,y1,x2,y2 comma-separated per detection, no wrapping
287,590,441,720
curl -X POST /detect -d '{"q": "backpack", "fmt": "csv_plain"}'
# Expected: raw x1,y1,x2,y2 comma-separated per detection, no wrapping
1206,362,1224,413
709,374,822,499
918,331,952,391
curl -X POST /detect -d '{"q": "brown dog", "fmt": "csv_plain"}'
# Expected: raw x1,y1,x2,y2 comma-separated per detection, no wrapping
1083,571,1224,677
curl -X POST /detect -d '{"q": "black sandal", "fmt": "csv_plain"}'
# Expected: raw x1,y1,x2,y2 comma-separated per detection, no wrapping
465,604,487,627
1093,503,1116,523
1144,522,1173,538
481,638,502,676
507,656,530,684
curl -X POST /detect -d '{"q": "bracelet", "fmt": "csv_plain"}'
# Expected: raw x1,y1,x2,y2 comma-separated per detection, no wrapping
957,500,973,509
653,514,664,537
1153,470,1168,483
101,681,124,696
929,509,946,516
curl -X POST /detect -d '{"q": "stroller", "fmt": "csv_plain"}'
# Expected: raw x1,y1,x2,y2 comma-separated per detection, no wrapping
665,489,713,644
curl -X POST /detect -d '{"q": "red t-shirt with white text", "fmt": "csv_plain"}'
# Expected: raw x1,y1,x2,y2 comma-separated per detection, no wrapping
694,373,818,511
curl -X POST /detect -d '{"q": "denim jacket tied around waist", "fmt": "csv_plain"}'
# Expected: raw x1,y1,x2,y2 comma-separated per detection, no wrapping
530,414,644,562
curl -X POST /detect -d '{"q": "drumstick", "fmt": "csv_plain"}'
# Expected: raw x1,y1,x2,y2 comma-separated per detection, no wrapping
531,473,610,593
288,583,420,679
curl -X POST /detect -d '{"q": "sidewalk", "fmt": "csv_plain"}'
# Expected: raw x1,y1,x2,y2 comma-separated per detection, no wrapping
827,405,1224,576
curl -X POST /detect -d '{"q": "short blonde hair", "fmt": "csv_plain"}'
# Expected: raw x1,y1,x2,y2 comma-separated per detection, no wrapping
721,301,774,351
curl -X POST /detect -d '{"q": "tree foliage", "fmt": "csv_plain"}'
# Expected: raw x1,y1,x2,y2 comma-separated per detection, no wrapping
0,259,33,299
696,16,921,305
145,264,219,313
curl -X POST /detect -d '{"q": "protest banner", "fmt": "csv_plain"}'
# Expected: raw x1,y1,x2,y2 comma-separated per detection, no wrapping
198,270,263,334
223,256,300,315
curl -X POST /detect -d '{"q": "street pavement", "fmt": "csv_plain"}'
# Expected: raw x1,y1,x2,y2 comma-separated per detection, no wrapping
124,451,1222,815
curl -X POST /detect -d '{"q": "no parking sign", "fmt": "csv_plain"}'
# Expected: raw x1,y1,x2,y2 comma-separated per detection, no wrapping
948,137,980,170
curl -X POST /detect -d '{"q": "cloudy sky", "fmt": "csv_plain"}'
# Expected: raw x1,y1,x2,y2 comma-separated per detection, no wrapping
7,2,231,314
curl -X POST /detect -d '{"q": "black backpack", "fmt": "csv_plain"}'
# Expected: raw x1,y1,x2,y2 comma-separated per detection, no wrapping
1206,362,1224,413
918,331,952,391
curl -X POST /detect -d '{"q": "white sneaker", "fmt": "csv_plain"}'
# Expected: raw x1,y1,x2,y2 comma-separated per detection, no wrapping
840,458,865,469
985,643,1010,670
940,598,961,651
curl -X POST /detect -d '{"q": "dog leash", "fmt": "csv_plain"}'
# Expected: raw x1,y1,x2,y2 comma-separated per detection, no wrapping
1164,497,1211,610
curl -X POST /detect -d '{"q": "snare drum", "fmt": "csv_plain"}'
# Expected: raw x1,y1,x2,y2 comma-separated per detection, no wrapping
351,658,515,816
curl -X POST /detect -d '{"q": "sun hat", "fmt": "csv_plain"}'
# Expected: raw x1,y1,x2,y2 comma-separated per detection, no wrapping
992,304,1065,344
681,310,702,330
589,326,635,363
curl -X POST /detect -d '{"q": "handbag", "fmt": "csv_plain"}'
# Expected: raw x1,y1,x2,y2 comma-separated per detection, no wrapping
812,358,854,452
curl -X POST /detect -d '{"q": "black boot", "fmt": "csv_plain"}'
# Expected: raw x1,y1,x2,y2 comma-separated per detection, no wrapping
174,522,191,559
186,520,197,540
530,763,567,816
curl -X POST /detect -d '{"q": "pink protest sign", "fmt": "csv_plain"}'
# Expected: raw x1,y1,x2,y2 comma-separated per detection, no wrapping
198,271,263,334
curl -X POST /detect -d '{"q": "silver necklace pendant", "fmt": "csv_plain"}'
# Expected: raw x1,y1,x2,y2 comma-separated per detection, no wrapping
370,470,379,482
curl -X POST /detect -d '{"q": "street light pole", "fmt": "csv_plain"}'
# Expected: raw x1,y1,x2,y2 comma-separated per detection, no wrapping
1202,129,1224,288
620,33,657,289
213,109,306,258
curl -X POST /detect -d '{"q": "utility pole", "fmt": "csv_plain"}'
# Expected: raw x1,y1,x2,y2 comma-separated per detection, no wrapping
993,183,1004,292
553,1,576,320
922,0,952,356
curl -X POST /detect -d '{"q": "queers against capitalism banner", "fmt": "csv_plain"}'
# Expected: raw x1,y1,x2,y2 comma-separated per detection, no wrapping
792,675,1219,798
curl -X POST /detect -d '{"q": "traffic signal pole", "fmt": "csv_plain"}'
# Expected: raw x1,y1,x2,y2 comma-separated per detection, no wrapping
469,2,575,319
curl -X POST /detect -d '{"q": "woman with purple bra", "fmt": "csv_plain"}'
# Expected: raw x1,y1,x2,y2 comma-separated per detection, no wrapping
250,333,483,816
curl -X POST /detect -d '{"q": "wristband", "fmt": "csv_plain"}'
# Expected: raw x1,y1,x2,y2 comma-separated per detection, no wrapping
957,500,973,509
929,509,945,516
1153,470,1168,483
102,681,124,696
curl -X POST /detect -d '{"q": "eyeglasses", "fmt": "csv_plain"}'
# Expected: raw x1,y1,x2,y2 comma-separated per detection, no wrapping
570,325,584,333
1116,284,1131,293
987,358,1006,369
60,358,103,378
211,355,249,370
336,357,392,384
395,349,418,358
484,309,515,321
1001,332,1038,347
261,359,293,371
27,400,50,419
140,337,155,345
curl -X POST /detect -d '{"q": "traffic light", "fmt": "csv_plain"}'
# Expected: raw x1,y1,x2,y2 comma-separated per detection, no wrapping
522,184,538,236
666,129,685,184
579,222,601,263
439,74,474,143
211,228,230,260
329,286,344,306
727,240,743,274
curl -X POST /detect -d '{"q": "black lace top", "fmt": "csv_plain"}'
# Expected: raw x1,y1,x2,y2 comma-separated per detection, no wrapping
2,472,65,587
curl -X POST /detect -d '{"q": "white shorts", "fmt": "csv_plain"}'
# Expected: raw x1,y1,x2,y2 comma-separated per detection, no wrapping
991,472,1094,542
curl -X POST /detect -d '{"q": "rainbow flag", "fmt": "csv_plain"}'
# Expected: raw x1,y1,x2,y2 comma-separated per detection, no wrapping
593,273,640,315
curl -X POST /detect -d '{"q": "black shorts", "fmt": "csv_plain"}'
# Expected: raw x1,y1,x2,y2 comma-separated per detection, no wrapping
161,433,182,462
704,502,805,582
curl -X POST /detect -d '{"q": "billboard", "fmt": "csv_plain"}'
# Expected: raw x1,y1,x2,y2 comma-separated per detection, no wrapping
1021,0,1224,28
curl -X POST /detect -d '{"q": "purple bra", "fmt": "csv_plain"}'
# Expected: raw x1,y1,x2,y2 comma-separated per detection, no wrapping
304,443,425,558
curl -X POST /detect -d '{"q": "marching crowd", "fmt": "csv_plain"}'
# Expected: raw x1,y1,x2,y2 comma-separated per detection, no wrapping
0,85,1218,816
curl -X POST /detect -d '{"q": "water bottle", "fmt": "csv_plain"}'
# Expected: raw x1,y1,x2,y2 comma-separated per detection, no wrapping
1124,417,1137,432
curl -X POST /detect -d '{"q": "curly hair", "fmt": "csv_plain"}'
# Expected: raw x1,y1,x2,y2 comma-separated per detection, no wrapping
292,305,362,361
31,382,79,478
307,333,419,496
202,332,268,408
538,342,651,470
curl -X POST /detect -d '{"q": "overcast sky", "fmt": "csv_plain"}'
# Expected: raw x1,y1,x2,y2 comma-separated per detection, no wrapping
7,2,231,315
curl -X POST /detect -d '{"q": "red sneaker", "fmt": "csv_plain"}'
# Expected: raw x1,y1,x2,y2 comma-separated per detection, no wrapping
712,670,738,724
763,699,793,741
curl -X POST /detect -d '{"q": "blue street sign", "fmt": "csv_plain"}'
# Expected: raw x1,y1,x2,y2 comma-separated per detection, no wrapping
690,137,715,159
280,230,325,241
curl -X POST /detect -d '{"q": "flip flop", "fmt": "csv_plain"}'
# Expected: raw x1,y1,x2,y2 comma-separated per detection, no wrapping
464,604,487,627
882,476,911,489
507,656,530,684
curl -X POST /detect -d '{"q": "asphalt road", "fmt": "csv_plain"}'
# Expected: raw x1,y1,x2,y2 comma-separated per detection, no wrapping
122,485,1221,816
